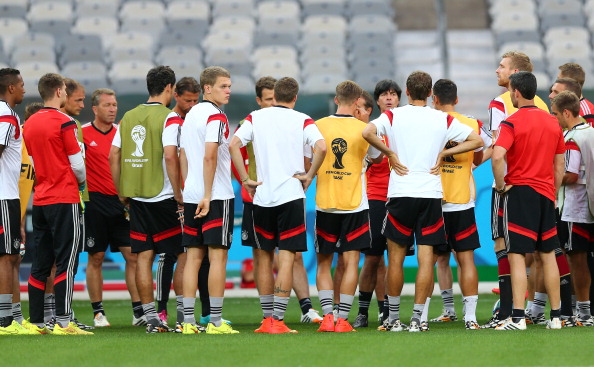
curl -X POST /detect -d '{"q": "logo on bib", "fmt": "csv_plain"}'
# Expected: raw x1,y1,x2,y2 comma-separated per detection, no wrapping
331,138,348,169
131,125,147,157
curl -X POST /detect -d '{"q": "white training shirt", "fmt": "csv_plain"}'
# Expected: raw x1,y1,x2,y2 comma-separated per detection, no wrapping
0,100,22,200
234,105,324,207
371,105,473,199
112,106,180,202
181,101,234,204
561,125,594,223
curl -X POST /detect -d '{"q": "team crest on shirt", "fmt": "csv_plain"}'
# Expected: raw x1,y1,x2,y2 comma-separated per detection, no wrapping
87,237,95,248
241,230,248,241
131,125,146,157
331,138,348,169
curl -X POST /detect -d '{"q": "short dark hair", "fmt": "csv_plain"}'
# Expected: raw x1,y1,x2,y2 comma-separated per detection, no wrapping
255,76,276,99
373,79,401,103
361,90,374,112
24,102,43,120
552,90,580,117
432,79,457,105
147,65,176,97
558,62,585,87
335,80,363,105
509,71,537,100
175,76,200,96
0,68,21,95
274,77,299,103
554,77,582,97
64,78,83,96
406,71,432,101
38,73,65,101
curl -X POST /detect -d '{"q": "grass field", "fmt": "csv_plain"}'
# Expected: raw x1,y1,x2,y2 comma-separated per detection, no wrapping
5,294,594,367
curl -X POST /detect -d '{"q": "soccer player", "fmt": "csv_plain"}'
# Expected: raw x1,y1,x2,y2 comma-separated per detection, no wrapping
230,77,327,334
483,51,551,328
557,63,594,126
354,80,401,329
551,91,594,327
492,71,565,330
232,76,322,324
180,67,238,334
153,77,208,330
0,68,27,335
431,79,484,330
549,78,582,101
82,88,144,327
24,73,92,335
363,71,482,332
110,66,182,333
314,81,376,333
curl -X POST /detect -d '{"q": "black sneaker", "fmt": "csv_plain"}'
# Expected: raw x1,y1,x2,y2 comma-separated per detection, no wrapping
146,321,173,333
352,314,368,328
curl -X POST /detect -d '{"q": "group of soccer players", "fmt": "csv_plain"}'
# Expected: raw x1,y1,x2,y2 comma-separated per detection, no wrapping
0,49,593,335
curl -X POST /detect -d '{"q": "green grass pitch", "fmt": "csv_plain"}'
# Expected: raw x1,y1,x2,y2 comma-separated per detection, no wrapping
5,294,594,367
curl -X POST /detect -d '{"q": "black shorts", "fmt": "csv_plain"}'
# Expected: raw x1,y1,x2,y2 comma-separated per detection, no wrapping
182,199,234,249
362,200,387,256
253,199,307,252
561,221,594,253
0,199,21,255
240,201,257,247
315,210,371,254
502,185,559,254
491,188,504,240
382,197,446,247
441,208,481,253
84,192,130,253
129,198,182,254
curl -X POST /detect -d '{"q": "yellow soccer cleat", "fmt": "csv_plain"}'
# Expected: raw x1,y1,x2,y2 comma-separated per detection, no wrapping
53,322,94,335
182,323,201,334
205,322,239,334
12,320,36,335
0,321,20,335
22,320,51,334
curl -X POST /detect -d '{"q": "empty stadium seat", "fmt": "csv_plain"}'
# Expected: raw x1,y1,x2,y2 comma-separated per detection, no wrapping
213,0,255,18
302,0,346,17
75,0,119,17
11,47,56,67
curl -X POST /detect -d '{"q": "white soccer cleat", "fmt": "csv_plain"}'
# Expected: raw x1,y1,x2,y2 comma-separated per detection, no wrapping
300,308,323,323
546,317,562,329
94,313,111,327
495,317,526,331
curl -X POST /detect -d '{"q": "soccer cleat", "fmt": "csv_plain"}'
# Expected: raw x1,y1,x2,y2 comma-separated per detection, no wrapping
352,314,368,328
182,323,201,334
199,314,232,325
389,319,408,332
578,316,594,327
561,316,582,328
23,320,51,335
10,320,35,335
377,318,393,331
529,313,547,325
420,321,429,331
546,317,562,329
46,317,56,331
465,321,480,330
378,312,384,323
0,321,19,335
334,318,356,332
408,318,421,332
480,315,506,329
495,317,527,330
254,317,273,333
300,308,323,323
430,310,457,322
158,310,168,324
317,314,335,332
53,322,94,335
146,321,173,333
206,322,239,334
73,318,94,330
269,319,298,334
132,314,147,326
93,313,111,327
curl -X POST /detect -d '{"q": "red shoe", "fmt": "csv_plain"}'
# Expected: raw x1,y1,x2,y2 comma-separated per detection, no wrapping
254,317,273,333
335,318,356,332
317,314,335,332
269,319,298,334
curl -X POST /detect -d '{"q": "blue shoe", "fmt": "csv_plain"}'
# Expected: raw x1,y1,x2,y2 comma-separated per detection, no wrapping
199,315,232,325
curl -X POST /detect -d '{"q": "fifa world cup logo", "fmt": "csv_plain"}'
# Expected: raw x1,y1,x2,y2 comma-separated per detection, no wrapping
443,140,457,162
331,138,348,169
131,125,146,157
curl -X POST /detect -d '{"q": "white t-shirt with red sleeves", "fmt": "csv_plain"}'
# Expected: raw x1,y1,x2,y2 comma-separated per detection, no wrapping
181,100,234,204
234,105,324,207
0,100,22,200
112,107,180,202
562,124,594,223
371,104,473,199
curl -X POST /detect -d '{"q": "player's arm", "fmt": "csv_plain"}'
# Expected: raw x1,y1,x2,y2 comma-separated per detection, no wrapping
62,122,86,186
554,153,566,194
492,145,507,192
362,117,408,175
296,138,326,192
562,141,580,185
197,142,218,218
179,147,188,183
164,144,182,204
230,136,261,198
